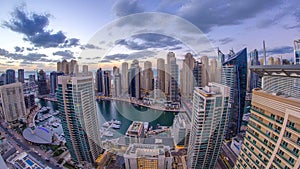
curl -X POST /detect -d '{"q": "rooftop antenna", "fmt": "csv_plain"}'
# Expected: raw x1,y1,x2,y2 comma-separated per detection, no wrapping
263,40,267,65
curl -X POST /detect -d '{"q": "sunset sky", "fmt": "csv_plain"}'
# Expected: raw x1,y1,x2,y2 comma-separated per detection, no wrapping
0,0,299,71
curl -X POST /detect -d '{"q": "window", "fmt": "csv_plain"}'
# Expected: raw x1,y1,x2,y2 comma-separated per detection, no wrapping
293,148,299,154
282,141,288,147
288,157,294,164
285,131,291,138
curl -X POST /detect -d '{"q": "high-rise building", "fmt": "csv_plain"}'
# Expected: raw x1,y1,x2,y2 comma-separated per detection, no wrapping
122,62,129,95
82,65,88,74
157,58,165,93
0,74,6,86
50,71,64,94
124,144,173,169
143,61,154,92
37,70,49,96
114,67,122,97
181,53,195,99
103,71,111,97
169,56,179,101
268,57,274,65
24,94,35,110
17,69,24,83
221,48,248,139
294,39,300,64
69,60,78,75
187,83,230,169
235,65,300,169
171,113,191,147
165,52,175,95
96,68,103,94
0,83,26,123
129,60,141,99
61,59,69,74
28,74,35,82
57,75,102,164
201,56,209,86
193,60,202,87
248,49,261,92
5,69,15,84
209,59,218,83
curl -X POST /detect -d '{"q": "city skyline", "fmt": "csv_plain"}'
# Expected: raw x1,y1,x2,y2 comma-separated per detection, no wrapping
0,1,299,71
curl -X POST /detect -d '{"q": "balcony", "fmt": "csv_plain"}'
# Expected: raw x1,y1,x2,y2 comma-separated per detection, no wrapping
244,142,267,166
250,115,280,135
281,144,299,158
248,123,277,143
276,153,294,168
245,136,271,158
287,125,300,134
247,130,274,152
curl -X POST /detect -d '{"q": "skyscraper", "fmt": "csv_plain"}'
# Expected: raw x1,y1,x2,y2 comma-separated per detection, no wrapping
57,75,102,164
221,48,248,139
248,49,261,92
187,83,230,169
294,39,300,64
69,59,78,75
114,67,122,97
169,56,179,101
37,70,49,96
157,58,165,92
209,59,217,83
0,82,26,123
18,69,24,83
50,71,64,94
96,68,103,94
5,69,15,84
181,53,195,99
165,52,175,95
122,62,129,95
61,59,69,74
143,61,154,92
201,56,209,86
193,60,202,87
103,70,111,97
0,74,6,86
235,65,300,169
82,65,88,73
129,60,141,99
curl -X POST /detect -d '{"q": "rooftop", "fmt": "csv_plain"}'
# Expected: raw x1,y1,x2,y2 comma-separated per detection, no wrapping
23,126,53,144
250,65,300,78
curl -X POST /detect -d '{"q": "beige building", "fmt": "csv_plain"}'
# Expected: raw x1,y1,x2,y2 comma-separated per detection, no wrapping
0,82,26,123
143,61,153,92
124,144,173,169
157,58,165,92
180,53,195,99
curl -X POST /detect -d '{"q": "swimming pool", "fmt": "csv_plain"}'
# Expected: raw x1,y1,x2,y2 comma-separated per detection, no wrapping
25,159,34,166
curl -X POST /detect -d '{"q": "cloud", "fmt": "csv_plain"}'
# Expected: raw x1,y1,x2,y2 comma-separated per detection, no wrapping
113,0,143,17
104,50,157,61
266,46,294,55
53,50,75,59
2,6,77,48
0,48,9,56
14,46,24,52
116,33,182,50
218,37,234,45
177,0,282,32
0,48,50,62
80,43,101,50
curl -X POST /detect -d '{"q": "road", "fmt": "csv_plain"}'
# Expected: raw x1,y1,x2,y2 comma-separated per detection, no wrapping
0,121,60,169
221,142,238,168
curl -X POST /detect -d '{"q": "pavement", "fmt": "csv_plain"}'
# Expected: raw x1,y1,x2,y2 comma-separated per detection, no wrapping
221,141,238,168
0,120,60,169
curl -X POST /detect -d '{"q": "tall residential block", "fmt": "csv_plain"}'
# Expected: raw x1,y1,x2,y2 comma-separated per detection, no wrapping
122,62,129,95
169,56,179,101
5,69,15,84
0,83,26,123
103,71,111,97
143,61,153,92
96,68,103,94
114,67,122,97
50,71,64,94
294,39,300,64
17,69,24,83
187,83,230,169
181,53,195,99
57,75,102,164
221,48,248,139
129,60,141,99
37,70,49,96
157,58,165,92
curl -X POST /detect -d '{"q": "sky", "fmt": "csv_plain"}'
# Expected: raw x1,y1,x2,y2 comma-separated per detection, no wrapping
0,0,299,71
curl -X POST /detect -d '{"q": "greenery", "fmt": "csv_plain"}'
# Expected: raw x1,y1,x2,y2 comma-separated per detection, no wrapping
63,163,75,169
53,149,64,157
49,144,60,151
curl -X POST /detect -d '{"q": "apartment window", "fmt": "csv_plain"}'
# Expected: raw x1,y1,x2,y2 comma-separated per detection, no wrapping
293,148,299,154
278,150,284,156
255,160,259,165
258,153,262,158
284,166,290,169
285,131,291,138
271,114,275,119
288,121,295,127
288,157,294,164
253,140,256,145
282,141,288,147
268,122,273,128
264,139,268,144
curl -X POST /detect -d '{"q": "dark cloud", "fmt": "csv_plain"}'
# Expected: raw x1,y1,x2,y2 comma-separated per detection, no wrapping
53,50,75,59
0,48,9,56
116,33,182,50
14,46,24,52
38,58,60,62
2,6,78,48
113,0,143,17
80,43,101,50
267,46,293,55
177,0,282,32
26,47,38,51
218,37,234,45
104,50,157,61
99,59,111,63
0,48,49,62
169,46,183,50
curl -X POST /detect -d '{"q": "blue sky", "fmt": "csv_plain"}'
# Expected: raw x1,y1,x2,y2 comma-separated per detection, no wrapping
0,0,299,71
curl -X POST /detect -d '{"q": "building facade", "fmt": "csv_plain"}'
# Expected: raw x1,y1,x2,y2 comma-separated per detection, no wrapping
17,69,24,83
50,71,64,94
5,69,15,84
96,68,103,94
57,75,102,164
129,60,141,99
187,83,230,169
0,83,26,123
37,70,49,96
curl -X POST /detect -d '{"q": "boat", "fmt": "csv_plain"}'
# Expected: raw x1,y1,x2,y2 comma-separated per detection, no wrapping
143,122,149,131
111,124,120,129
112,119,121,125
102,122,110,127
103,131,113,137
51,122,60,128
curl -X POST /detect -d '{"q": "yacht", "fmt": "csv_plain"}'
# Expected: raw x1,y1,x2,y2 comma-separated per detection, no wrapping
102,122,110,127
143,122,149,131
103,131,113,137
112,119,121,125
111,124,120,129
